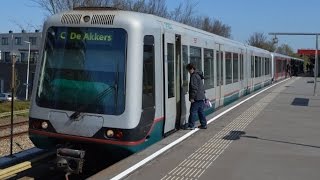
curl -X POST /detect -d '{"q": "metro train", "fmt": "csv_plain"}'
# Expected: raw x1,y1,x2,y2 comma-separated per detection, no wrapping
28,7,303,166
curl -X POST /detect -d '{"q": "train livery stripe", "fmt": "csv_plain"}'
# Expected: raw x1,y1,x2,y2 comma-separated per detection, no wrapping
30,117,164,146
224,90,239,97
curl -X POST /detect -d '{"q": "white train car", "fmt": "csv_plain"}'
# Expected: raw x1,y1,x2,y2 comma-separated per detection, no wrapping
28,8,299,170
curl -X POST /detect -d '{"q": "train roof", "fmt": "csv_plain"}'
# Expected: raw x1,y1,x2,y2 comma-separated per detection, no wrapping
271,53,304,62
46,8,300,60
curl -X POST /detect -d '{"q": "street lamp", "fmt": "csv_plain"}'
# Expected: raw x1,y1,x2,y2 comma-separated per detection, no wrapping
24,41,31,101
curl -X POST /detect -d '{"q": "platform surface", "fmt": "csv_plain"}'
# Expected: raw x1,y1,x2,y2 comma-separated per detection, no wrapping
123,77,320,180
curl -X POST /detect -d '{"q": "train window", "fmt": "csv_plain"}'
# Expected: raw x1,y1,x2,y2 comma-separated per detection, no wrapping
240,54,244,80
167,43,175,98
225,52,232,84
142,35,155,109
251,56,254,78
204,49,214,89
255,56,259,78
216,51,220,85
182,45,189,94
259,57,262,77
262,58,265,76
216,51,224,86
265,58,268,75
190,46,202,71
233,53,239,83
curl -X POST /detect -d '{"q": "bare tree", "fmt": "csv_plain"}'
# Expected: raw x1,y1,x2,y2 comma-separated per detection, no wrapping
31,0,110,14
210,19,231,38
170,0,197,24
276,44,295,56
247,32,275,51
31,0,232,38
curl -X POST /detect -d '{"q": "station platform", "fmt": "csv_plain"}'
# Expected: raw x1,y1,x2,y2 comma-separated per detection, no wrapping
91,77,320,180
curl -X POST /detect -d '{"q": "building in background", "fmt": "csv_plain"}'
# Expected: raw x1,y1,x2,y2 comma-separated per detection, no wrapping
0,30,42,99
297,49,320,76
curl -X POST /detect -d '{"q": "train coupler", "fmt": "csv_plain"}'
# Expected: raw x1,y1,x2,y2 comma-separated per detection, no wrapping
56,148,86,174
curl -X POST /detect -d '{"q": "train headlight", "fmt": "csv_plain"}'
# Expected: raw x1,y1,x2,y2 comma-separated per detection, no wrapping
83,15,90,22
41,122,48,129
106,130,114,138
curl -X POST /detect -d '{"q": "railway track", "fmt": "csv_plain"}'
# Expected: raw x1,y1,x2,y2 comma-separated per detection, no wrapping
0,121,28,130
0,121,29,140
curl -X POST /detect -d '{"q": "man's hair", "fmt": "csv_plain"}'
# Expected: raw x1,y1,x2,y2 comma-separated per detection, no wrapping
186,63,196,70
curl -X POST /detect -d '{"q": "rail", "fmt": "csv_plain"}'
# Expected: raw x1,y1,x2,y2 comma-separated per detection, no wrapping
0,121,29,140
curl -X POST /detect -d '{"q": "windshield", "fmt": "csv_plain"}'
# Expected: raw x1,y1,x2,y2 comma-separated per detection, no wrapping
36,27,127,115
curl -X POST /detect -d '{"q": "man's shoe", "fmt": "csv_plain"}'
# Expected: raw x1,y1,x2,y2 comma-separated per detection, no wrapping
198,125,207,129
186,126,195,130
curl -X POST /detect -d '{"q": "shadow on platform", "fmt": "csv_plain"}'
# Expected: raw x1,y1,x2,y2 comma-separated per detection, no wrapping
241,135,320,149
222,130,320,149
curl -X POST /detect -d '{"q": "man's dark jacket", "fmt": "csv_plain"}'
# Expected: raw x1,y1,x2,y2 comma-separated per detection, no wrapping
189,71,206,101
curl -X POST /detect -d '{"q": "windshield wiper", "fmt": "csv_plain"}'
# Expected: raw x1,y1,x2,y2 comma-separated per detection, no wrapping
69,86,115,119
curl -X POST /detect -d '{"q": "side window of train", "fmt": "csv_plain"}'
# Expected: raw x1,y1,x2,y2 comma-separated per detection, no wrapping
204,49,214,89
255,56,259,78
251,56,254,78
266,58,269,75
233,53,239,83
259,57,262,77
240,54,244,80
225,52,232,84
167,43,175,98
190,46,202,71
216,51,224,85
142,35,155,109
182,45,189,93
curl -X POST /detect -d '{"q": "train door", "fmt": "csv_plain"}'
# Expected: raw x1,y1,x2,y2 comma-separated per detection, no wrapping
215,43,224,107
163,32,182,134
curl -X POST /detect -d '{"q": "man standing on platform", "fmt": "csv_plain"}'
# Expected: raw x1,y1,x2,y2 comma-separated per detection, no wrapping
186,63,207,130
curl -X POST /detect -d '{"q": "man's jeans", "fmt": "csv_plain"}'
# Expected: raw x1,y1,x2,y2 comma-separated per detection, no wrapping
188,100,207,128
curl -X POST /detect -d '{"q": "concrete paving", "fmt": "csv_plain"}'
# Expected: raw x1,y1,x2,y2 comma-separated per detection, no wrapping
121,77,320,180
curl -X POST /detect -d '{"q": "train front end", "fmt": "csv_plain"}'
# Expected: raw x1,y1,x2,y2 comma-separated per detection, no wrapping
29,9,162,159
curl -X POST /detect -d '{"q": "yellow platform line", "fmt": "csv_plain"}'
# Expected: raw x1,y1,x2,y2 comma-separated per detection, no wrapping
0,151,54,179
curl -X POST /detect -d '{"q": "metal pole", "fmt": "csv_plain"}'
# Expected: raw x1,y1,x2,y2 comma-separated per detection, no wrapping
314,35,318,96
10,55,16,157
26,43,30,100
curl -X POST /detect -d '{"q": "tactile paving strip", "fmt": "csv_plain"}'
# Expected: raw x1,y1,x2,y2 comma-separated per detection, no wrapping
161,79,296,180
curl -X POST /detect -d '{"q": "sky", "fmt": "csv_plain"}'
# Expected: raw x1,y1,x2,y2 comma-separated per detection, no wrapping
1,0,319,51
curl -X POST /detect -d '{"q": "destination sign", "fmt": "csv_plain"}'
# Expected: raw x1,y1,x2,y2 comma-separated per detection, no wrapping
59,32,113,42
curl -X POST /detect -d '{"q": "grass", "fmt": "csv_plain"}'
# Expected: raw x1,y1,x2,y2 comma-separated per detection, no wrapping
17,112,29,118
0,101,31,113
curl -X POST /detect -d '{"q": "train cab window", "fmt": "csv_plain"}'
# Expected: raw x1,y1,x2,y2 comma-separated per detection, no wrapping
142,35,155,109
190,46,202,71
233,53,239,83
182,45,189,93
167,43,175,98
240,54,244,80
225,52,232,84
204,49,214,89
